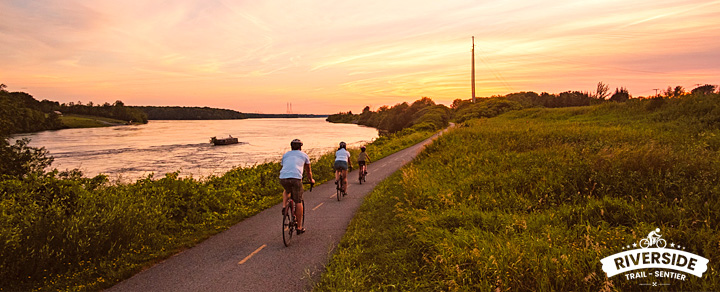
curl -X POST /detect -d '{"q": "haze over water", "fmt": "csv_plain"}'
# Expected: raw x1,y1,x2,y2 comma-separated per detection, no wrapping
14,118,377,181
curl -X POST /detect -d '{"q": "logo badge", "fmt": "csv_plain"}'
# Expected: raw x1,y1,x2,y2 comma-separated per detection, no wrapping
600,228,709,284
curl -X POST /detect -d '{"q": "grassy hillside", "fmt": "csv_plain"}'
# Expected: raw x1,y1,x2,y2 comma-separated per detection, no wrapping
60,114,129,128
316,97,720,291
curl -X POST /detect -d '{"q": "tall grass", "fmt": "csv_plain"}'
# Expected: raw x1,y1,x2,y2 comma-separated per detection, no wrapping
316,95,720,291
0,129,436,291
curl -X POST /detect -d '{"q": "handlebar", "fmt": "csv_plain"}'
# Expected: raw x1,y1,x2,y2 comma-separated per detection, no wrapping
304,181,314,192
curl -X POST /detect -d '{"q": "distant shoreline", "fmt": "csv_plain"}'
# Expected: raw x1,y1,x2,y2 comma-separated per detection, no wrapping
144,115,329,120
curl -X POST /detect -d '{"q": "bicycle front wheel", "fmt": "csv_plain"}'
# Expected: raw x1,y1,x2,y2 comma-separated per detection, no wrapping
283,204,294,247
657,239,667,248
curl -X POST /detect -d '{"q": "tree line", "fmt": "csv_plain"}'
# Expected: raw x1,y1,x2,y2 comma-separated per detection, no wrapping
327,97,452,134
133,106,247,120
0,84,149,135
58,100,148,124
328,83,720,132
0,85,64,135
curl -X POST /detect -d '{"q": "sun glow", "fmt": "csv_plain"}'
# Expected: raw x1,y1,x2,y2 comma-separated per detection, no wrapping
1,0,719,113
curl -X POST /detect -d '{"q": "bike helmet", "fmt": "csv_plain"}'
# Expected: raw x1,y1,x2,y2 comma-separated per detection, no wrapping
339,141,346,149
291,139,303,150
360,146,366,151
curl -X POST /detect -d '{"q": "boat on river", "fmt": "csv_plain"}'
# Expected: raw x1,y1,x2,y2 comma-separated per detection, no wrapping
210,136,239,145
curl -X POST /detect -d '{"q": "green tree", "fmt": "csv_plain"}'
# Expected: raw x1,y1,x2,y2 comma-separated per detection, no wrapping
0,137,53,178
691,84,717,95
609,87,630,102
595,81,610,100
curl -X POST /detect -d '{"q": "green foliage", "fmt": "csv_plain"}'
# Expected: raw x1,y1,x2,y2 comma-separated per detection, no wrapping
502,90,600,108
454,99,523,123
329,97,450,134
0,138,54,178
652,92,720,128
326,111,356,124
59,114,129,128
134,106,247,120
59,101,148,124
0,90,64,135
0,85,147,134
0,122,433,291
609,87,630,102
316,95,720,291
691,84,717,95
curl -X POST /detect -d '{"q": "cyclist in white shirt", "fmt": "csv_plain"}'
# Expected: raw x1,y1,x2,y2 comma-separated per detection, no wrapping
334,141,352,194
279,139,314,234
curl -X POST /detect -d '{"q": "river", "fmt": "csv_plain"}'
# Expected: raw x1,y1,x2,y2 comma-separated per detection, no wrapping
13,118,378,181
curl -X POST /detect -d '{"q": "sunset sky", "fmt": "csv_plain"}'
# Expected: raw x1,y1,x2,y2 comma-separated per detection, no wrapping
1,0,719,114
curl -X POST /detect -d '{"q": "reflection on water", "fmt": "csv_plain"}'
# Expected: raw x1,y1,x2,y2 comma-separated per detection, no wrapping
14,118,378,181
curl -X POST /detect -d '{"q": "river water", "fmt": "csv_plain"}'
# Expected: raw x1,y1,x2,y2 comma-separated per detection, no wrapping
13,118,378,181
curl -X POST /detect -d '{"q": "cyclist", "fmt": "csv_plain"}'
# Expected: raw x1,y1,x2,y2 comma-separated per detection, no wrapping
647,228,661,246
279,139,314,234
334,141,352,195
357,146,371,180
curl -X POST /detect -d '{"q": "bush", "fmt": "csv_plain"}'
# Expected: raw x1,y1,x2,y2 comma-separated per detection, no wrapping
454,99,523,123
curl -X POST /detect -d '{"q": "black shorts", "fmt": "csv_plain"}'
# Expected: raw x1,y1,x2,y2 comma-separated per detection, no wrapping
358,161,366,166
279,178,304,202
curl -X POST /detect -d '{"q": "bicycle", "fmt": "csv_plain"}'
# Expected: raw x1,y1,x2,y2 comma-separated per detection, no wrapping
335,171,346,201
283,182,313,247
639,238,666,249
358,164,367,184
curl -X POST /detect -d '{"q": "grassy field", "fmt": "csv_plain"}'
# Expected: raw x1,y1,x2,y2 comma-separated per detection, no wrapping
315,98,720,291
0,126,436,291
59,114,128,128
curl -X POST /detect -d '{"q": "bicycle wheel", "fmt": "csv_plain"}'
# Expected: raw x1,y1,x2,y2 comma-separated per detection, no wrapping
657,239,666,248
639,238,650,249
283,203,294,247
336,182,342,201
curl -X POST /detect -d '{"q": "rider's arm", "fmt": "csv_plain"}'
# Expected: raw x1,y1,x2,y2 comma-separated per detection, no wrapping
304,163,314,184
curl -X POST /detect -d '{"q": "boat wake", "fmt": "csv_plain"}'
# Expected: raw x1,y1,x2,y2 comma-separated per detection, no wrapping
51,142,247,158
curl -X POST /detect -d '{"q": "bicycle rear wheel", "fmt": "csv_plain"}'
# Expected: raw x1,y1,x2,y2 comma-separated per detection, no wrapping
336,183,342,201
283,204,294,247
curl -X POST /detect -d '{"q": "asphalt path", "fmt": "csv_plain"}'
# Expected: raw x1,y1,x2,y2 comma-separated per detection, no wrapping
108,130,445,292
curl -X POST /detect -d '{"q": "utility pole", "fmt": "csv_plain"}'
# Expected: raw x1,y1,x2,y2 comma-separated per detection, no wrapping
653,88,659,97
471,36,476,103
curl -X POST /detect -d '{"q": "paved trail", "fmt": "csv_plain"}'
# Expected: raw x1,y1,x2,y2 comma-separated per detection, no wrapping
108,131,445,292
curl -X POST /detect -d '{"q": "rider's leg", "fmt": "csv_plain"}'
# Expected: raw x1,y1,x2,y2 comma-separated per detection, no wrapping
282,190,288,209
296,200,304,230
342,169,348,192
335,169,339,183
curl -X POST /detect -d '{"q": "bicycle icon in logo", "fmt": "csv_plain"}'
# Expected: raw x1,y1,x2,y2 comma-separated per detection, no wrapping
639,228,666,249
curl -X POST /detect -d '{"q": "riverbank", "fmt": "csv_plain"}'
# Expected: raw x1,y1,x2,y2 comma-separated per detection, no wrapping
0,126,436,291
315,98,720,290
